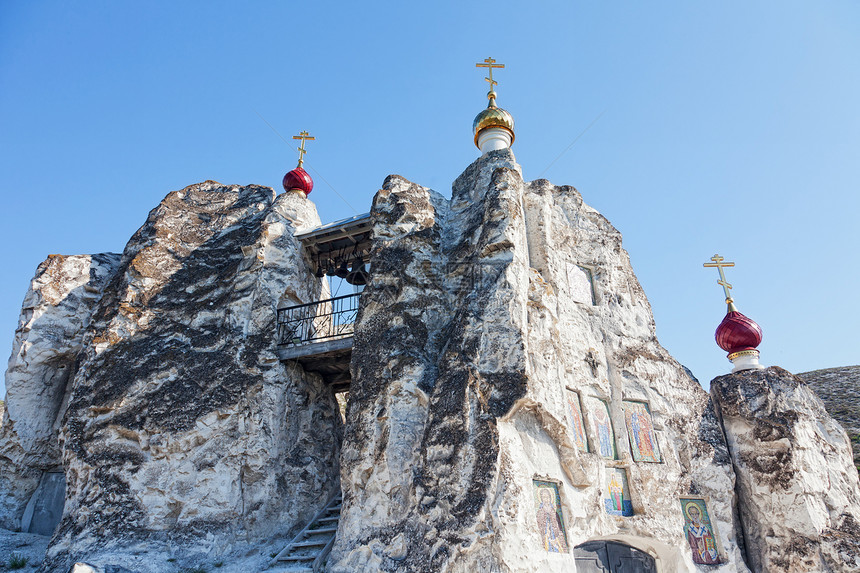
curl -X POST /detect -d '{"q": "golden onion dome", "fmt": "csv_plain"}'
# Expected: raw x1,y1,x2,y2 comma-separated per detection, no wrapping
472,92,515,147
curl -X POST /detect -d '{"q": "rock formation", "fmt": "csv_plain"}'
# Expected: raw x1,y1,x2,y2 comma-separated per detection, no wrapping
1,153,858,573
4,182,343,572
799,365,860,472
330,150,748,572
711,366,860,572
1,253,121,532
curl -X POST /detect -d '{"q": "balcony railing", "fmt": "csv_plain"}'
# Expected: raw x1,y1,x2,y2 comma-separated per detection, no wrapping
276,293,360,347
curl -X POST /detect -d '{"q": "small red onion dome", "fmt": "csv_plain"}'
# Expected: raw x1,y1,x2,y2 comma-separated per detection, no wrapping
282,166,313,196
715,311,762,355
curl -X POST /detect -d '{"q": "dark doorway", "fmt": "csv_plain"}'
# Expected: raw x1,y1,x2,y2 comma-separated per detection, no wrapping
574,541,657,572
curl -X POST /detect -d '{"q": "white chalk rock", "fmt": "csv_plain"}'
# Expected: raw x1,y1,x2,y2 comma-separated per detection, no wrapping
712,366,860,572
69,563,102,573
329,150,749,572
0,252,120,530
39,182,341,572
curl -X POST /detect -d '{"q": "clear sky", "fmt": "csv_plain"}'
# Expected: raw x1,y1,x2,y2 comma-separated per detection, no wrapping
1,1,858,397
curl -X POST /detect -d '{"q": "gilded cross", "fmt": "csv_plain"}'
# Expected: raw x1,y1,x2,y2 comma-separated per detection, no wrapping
292,131,315,167
476,57,505,94
703,254,735,304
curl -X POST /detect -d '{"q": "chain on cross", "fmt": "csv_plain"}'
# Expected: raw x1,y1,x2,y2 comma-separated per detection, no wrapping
293,131,315,168
703,254,736,304
476,57,505,97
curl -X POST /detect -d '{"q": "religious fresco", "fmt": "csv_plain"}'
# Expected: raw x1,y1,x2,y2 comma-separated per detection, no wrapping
586,397,616,459
623,401,661,463
532,480,569,553
681,498,721,565
604,468,634,516
565,389,588,452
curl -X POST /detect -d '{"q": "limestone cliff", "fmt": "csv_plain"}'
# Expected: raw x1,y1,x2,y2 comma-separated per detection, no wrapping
799,365,860,472
330,150,748,572
36,182,341,572
1,253,121,532
711,366,860,572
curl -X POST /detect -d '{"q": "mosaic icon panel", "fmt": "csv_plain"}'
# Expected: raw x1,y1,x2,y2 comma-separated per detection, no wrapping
681,497,721,565
586,396,616,460
533,480,569,553
565,389,588,452
623,400,661,463
604,468,634,516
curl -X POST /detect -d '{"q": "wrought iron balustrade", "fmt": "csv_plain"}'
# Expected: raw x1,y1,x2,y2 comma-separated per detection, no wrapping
277,293,360,347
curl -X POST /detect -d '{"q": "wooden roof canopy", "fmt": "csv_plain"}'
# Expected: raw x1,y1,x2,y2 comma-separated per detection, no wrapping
296,213,372,267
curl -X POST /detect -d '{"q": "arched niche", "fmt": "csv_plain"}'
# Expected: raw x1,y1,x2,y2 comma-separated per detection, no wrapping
574,540,657,573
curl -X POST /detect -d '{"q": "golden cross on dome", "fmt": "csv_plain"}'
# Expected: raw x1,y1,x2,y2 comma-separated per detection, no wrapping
703,254,736,306
476,57,505,96
292,131,315,168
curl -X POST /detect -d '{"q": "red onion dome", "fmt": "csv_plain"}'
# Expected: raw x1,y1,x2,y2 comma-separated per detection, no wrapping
282,166,313,196
715,311,762,355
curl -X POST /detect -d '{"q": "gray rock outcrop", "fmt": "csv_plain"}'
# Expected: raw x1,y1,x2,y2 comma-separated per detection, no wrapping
38,182,341,572
711,366,860,572
799,365,860,472
1,253,121,531
330,150,748,572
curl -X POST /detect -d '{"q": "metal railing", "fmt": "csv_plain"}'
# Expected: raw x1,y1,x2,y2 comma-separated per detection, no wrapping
276,293,360,347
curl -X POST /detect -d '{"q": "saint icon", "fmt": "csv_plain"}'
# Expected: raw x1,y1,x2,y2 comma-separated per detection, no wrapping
533,482,568,553
682,500,720,565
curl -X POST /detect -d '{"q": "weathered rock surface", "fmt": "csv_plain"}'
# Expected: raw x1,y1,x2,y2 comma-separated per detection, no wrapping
4,157,856,573
330,150,748,572
711,366,860,572
1,253,121,531
38,182,341,572
0,527,50,570
799,365,860,472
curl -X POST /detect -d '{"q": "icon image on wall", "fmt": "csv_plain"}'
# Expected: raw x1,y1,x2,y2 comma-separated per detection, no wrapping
532,480,569,553
565,389,588,452
586,396,616,459
623,400,661,463
681,498,721,565
604,468,634,516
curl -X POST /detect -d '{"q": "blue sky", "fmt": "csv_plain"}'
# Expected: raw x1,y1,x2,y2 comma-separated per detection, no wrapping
1,1,858,397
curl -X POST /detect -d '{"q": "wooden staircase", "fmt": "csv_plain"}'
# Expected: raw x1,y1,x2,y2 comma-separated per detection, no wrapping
266,492,342,572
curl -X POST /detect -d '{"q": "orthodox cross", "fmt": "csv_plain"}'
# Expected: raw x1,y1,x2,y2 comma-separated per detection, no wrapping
585,348,600,377
703,254,735,304
293,131,315,168
476,57,504,94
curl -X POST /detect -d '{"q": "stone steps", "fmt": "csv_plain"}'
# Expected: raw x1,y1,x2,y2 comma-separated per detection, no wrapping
265,493,341,572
